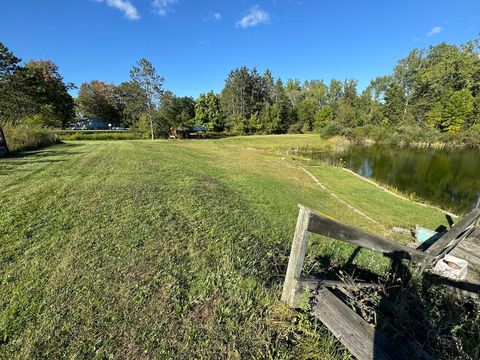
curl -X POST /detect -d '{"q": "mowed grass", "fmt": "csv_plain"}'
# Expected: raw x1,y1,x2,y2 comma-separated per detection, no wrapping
305,166,447,232
0,135,449,359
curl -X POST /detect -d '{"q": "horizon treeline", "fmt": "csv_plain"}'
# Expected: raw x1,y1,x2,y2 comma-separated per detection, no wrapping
1,38,480,141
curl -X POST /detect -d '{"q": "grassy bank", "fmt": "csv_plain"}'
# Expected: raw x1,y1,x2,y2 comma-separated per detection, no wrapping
57,131,144,141
0,135,476,358
324,124,480,149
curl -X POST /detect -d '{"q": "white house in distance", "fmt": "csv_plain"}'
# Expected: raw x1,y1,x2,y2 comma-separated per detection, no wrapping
72,117,110,130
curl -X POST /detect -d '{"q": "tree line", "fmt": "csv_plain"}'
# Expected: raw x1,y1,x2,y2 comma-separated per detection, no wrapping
1,38,480,141
0,43,75,128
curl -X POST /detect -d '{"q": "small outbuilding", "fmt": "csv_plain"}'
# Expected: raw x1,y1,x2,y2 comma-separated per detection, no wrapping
170,125,207,139
191,125,207,133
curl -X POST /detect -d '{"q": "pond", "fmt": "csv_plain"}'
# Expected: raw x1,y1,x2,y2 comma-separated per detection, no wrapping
309,144,480,214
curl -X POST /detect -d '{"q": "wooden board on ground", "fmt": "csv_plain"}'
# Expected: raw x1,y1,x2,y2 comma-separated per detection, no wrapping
449,227,480,288
311,287,410,360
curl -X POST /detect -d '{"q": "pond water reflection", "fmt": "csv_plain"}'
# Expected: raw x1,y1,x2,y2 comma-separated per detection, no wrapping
313,144,480,213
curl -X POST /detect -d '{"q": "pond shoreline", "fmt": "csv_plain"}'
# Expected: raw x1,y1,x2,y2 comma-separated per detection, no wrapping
334,136,480,150
285,140,480,213
340,167,459,218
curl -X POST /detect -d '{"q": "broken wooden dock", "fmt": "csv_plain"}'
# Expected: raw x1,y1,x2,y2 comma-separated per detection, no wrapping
282,204,480,360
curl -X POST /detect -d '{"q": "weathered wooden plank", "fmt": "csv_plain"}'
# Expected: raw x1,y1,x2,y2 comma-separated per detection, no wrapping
456,241,480,256
450,247,480,268
449,230,480,289
306,210,430,264
281,205,311,307
298,277,380,291
426,209,480,262
311,287,408,360
454,228,480,253
450,239,480,258
450,229,480,261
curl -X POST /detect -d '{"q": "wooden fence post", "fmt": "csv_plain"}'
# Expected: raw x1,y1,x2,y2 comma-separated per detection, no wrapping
281,205,311,307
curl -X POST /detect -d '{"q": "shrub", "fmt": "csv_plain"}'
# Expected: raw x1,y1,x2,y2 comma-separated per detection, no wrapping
226,114,247,135
439,125,480,148
319,122,344,138
287,121,304,134
129,114,153,139
392,125,440,145
462,124,480,147
2,124,61,153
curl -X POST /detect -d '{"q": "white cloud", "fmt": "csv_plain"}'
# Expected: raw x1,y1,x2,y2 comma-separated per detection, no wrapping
213,12,222,21
236,5,270,28
95,0,140,21
152,0,178,16
427,26,442,37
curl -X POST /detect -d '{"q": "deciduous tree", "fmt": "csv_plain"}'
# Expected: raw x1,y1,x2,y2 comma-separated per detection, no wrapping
195,91,223,131
130,58,164,140
77,80,123,125
442,89,473,132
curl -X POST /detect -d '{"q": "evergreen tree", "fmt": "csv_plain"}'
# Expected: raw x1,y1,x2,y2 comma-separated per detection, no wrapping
220,66,266,121
260,103,279,134
248,112,262,134
272,79,293,132
0,42,21,79
262,69,275,103
383,82,406,125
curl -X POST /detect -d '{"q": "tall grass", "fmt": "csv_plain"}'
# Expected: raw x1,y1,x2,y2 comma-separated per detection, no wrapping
2,124,61,153
59,132,144,141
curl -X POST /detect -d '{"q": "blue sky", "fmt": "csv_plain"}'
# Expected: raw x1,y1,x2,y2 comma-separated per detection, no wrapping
1,1,480,98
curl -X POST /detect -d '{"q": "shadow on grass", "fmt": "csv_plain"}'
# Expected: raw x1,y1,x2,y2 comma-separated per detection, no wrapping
0,143,85,176
304,247,479,359
7,142,84,158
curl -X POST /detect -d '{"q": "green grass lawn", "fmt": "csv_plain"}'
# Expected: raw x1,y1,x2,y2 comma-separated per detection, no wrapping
0,135,456,358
